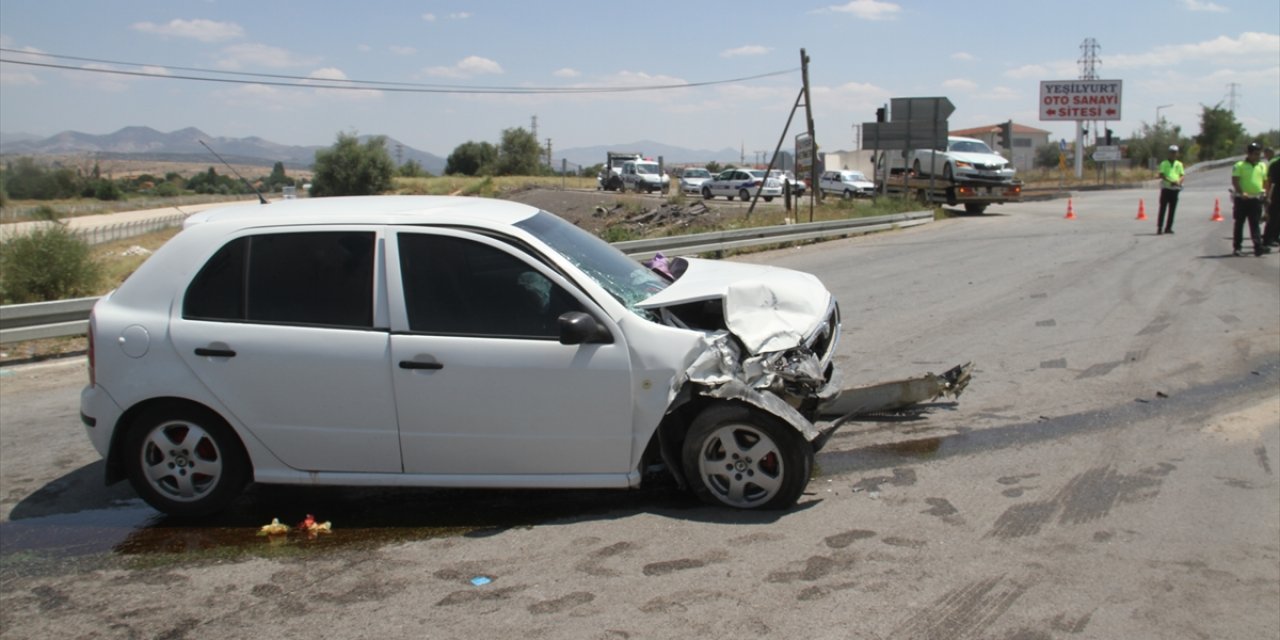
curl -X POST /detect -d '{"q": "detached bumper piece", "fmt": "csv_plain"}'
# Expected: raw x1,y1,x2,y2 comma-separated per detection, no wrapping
815,362,973,422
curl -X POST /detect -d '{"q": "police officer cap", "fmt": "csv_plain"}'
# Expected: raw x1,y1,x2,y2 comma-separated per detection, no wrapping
1247,142,1261,152
1168,145,1178,152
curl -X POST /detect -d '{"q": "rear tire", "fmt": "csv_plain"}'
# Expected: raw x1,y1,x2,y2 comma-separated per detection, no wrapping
964,203,988,215
124,405,249,517
739,189,751,202
681,403,812,510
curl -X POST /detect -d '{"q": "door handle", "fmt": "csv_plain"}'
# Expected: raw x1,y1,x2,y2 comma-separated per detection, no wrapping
194,347,237,357
399,361,444,370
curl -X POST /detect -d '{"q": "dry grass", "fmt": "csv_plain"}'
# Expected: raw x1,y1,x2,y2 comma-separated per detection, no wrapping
392,175,596,196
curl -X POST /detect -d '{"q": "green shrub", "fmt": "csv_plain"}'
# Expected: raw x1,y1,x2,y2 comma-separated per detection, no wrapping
0,220,102,304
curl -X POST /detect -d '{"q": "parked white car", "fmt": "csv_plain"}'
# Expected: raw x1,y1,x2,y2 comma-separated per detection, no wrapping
908,136,1015,183
818,170,876,199
620,160,670,194
678,167,712,195
81,196,845,516
767,170,807,196
702,169,783,202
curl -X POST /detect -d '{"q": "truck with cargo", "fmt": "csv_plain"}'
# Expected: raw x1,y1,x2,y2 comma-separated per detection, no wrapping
874,146,1021,215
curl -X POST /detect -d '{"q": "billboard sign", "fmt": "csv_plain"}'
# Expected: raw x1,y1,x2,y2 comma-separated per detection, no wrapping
1039,80,1123,121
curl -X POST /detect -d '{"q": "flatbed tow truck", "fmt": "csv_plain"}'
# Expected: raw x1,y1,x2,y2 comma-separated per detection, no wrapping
877,169,1021,215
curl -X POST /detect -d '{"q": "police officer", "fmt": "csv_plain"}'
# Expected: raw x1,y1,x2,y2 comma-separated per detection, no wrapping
1155,144,1184,234
1264,147,1280,248
1230,142,1269,256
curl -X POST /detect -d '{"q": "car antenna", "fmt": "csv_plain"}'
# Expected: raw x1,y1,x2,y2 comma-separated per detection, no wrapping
198,139,268,205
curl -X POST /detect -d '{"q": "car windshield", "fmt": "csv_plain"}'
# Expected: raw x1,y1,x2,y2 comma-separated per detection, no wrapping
515,211,668,319
846,171,867,181
683,169,710,178
949,140,994,154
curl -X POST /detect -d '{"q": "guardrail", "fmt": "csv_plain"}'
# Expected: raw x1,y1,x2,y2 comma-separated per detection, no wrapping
0,212,190,246
0,210,933,344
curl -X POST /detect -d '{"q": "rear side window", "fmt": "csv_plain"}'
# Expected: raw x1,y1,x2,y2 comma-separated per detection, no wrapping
184,231,375,328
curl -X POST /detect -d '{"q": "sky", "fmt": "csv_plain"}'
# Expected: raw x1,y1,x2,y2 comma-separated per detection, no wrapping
1,0,1277,162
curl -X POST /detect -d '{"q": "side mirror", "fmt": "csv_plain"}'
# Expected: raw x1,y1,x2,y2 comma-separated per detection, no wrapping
558,311,613,345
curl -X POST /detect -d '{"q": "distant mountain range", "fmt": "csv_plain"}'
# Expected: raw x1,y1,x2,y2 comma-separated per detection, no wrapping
0,127,765,175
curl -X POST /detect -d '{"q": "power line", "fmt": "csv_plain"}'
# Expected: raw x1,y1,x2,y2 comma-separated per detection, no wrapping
0,48,798,95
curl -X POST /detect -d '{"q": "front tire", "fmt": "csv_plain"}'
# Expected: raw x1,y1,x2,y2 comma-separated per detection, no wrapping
124,405,249,517
681,404,812,510
702,187,713,200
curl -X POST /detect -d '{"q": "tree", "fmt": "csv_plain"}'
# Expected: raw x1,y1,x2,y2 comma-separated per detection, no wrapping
398,159,429,178
445,141,498,176
266,161,294,189
310,132,395,197
705,161,723,174
1124,119,1190,169
1195,104,1247,161
491,127,542,176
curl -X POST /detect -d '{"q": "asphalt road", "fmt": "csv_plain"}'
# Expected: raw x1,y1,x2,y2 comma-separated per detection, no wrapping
1,167,1276,639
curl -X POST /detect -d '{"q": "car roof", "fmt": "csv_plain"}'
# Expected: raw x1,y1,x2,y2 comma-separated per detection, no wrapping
183,195,542,229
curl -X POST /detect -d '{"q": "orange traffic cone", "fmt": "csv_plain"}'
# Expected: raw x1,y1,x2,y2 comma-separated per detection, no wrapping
1211,198,1224,222
1065,199,1077,220
1136,199,1147,221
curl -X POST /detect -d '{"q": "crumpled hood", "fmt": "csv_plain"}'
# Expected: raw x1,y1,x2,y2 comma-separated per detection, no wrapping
636,257,833,354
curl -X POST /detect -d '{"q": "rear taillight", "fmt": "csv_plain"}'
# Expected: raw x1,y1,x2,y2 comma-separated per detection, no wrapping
87,312,95,387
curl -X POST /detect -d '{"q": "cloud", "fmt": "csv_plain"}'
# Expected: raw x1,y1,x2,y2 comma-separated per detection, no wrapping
423,12,470,21
943,78,978,91
1108,32,1280,68
216,43,321,70
951,52,976,62
1004,64,1050,79
305,67,382,100
424,56,504,78
553,68,580,78
0,43,44,86
825,0,901,20
721,45,771,58
132,19,245,43
1181,0,1227,11
389,45,417,56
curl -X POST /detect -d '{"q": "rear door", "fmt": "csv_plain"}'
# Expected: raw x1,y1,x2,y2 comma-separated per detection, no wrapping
170,227,402,473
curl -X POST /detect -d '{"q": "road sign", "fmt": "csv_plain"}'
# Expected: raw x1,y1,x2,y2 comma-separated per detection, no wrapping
1092,145,1121,161
861,122,948,151
889,97,955,123
1039,80,1123,121
795,133,814,173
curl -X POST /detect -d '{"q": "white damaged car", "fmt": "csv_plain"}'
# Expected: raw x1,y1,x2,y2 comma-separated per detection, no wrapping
82,196,969,516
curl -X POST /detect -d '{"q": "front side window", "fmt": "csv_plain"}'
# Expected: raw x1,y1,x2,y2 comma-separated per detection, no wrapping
514,211,667,319
398,233,584,338
184,231,375,328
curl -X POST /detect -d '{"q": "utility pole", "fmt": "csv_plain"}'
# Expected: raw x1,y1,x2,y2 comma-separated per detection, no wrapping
1225,83,1240,113
800,48,816,218
545,138,553,170
530,115,538,139
1074,37,1102,179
